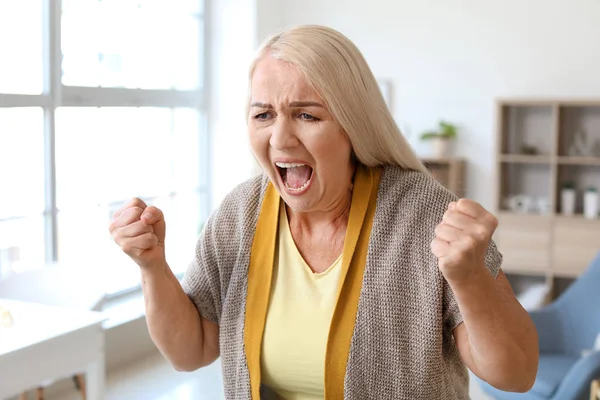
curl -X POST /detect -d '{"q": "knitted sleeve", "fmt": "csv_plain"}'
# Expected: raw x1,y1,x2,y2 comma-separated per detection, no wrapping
443,239,504,331
180,174,266,325
180,210,222,325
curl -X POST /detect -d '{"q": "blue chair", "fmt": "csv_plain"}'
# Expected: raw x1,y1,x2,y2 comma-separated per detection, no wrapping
478,252,600,400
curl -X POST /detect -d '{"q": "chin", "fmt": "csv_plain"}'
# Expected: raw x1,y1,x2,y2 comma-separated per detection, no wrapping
280,196,313,213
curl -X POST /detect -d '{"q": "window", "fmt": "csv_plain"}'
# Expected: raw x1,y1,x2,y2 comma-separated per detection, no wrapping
0,1,44,94
0,108,46,278
0,0,208,296
61,0,203,90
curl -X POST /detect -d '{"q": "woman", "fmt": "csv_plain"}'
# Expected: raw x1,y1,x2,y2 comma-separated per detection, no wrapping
109,25,538,399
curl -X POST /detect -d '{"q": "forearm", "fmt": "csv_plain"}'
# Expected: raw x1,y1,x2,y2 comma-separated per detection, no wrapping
449,269,538,391
141,263,209,370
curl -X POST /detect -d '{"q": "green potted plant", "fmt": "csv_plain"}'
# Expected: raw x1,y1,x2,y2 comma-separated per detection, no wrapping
420,120,458,158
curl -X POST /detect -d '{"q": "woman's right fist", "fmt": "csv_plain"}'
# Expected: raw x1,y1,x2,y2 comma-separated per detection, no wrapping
109,198,167,270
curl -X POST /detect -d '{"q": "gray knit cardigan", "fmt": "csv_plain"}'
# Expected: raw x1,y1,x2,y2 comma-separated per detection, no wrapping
182,165,502,399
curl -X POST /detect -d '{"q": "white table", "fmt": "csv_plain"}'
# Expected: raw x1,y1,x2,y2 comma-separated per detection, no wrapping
0,299,106,400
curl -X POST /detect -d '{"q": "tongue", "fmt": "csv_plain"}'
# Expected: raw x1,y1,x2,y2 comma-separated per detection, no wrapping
285,165,312,189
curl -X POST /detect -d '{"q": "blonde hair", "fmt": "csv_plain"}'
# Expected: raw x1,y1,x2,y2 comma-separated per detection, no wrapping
247,25,427,173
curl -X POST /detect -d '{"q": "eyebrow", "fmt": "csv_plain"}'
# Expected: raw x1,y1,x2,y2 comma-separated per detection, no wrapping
250,101,325,109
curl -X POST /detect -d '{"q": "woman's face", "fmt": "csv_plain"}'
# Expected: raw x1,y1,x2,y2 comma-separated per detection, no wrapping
248,56,354,214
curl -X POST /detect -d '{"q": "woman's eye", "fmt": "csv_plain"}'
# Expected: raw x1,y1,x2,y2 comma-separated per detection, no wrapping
254,112,269,120
299,113,316,121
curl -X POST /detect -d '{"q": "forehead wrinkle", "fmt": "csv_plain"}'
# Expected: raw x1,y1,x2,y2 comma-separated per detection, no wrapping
251,57,324,109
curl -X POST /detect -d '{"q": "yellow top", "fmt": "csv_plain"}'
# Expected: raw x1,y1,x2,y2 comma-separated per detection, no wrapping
261,204,343,399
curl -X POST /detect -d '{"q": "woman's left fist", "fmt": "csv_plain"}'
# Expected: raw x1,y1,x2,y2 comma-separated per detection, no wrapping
431,198,498,283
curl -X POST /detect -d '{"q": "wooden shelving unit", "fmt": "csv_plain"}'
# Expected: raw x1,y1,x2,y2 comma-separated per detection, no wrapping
498,154,552,163
557,156,600,166
494,99,600,295
421,157,466,198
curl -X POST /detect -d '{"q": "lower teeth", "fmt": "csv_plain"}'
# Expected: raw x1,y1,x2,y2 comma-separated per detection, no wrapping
286,180,310,192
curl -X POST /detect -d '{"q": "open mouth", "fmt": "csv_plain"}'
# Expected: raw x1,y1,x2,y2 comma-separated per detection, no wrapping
275,162,314,193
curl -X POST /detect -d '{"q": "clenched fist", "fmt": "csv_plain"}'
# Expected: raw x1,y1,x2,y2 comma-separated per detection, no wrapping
109,198,167,270
431,198,498,283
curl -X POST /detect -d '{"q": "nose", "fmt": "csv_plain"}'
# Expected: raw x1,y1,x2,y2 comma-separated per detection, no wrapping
269,117,299,150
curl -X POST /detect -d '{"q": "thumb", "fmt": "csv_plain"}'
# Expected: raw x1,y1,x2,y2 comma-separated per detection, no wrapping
141,206,166,247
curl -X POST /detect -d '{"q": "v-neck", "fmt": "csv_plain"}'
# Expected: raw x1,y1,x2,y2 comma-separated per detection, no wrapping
279,204,344,279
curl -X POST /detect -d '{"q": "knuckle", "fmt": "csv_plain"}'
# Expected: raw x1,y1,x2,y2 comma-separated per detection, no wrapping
133,197,148,209
141,223,153,234
140,232,151,243
112,226,126,241
121,207,144,222
130,220,148,235
457,198,470,208
141,232,157,246
473,227,487,241
131,206,145,215
474,234,486,244
442,210,451,222
462,236,476,248
112,231,122,244
131,249,143,258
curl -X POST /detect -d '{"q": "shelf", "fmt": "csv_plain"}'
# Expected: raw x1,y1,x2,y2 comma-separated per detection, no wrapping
498,211,552,218
498,212,600,221
557,156,600,166
557,164,600,214
558,106,600,157
498,99,557,107
499,105,554,155
494,212,552,274
496,99,600,283
552,217,600,277
498,99,600,107
499,164,553,214
499,155,600,165
554,214,600,222
499,154,552,164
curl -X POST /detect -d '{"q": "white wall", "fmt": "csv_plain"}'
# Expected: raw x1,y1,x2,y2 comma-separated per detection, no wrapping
206,0,256,209
256,0,285,44
269,0,600,209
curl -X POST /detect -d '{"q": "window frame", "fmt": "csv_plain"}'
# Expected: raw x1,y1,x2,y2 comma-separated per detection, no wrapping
0,0,209,295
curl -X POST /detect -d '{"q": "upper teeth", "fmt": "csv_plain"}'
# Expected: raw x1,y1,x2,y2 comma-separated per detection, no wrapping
276,162,306,168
